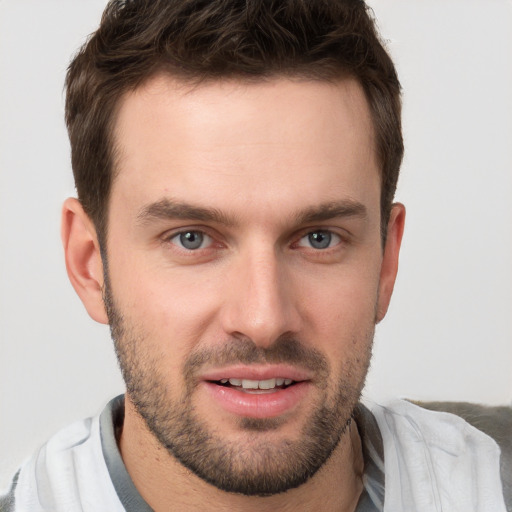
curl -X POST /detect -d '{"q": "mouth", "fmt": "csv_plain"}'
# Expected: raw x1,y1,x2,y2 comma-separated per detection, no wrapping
209,377,296,394
200,367,312,419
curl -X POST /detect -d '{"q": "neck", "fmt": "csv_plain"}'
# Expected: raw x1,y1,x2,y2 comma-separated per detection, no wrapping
119,397,364,512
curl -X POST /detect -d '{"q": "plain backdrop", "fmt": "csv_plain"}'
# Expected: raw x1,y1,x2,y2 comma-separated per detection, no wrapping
1,0,511,489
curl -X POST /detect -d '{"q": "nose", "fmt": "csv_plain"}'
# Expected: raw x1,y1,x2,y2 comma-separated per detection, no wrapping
219,246,302,348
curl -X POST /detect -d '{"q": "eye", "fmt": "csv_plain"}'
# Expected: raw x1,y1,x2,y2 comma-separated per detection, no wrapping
297,230,341,250
170,230,212,250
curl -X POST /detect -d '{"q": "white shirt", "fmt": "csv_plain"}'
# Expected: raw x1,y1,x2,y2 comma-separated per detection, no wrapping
1,397,508,511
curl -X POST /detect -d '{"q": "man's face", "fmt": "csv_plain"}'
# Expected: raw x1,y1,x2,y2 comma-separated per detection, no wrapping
103,76,394,495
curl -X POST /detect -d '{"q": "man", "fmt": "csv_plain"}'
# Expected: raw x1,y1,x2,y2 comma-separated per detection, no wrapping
1,0,509,511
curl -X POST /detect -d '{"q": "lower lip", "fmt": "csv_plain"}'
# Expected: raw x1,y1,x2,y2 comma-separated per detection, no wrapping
202,381,310,419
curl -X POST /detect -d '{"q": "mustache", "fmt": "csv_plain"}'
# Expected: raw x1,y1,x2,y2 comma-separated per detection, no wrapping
184,335,329,383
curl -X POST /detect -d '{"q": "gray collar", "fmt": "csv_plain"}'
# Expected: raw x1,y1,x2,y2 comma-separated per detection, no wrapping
100,395,154,512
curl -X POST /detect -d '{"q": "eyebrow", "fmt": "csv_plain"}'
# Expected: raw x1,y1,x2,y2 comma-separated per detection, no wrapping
137,198,236,226
294,200,368,225
137,198,367,227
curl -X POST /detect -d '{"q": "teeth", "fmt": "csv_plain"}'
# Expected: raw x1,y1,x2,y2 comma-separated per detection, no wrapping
258,378,276,390
241,379,260,389
225,378,292,389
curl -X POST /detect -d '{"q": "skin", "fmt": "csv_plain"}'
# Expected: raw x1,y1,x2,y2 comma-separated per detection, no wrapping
62,76,405,511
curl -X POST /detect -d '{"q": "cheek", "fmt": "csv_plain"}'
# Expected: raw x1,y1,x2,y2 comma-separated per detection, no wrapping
301,255,380,304
110,260,225,351
298,266,380,350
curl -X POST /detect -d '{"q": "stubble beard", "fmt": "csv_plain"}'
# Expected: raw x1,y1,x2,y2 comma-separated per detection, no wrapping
103,280,373,496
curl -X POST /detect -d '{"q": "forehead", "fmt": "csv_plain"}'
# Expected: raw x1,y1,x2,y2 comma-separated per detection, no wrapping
111,75,379,220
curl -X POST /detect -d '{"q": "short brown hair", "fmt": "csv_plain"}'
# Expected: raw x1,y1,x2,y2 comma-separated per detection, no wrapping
65,0,403,246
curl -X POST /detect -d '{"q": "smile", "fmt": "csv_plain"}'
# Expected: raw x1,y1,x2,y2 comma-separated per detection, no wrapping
200,377,313,418
215,377,295,393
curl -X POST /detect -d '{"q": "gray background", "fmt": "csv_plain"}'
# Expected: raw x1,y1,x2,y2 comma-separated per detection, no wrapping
1,0,511,488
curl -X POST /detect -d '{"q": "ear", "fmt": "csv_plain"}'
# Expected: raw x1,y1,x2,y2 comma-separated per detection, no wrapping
61,198,109,324
376,203,406,323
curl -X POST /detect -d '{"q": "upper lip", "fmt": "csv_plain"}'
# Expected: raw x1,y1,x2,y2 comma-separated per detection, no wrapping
200,364,313,382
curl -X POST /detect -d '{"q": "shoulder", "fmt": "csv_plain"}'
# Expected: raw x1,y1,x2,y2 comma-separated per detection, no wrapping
367,399,511,512
0,419,95,512
2,412,123,512
7,417,98,511
410,400,512,455
413,400,512,512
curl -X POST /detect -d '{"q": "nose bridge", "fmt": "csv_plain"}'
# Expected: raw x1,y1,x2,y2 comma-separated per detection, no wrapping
221,242,300,346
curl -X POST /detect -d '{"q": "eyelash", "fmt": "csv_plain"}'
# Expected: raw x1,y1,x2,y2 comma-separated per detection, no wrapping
163,227,347,254
161,229,223,260
168,230,213,251
295,230,343,250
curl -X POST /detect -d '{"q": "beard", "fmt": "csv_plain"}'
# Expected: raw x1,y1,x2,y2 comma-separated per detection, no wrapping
103,279,373,496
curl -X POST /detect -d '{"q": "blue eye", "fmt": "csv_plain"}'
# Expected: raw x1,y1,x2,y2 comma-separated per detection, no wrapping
298,230,340,249
171,231,211,250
